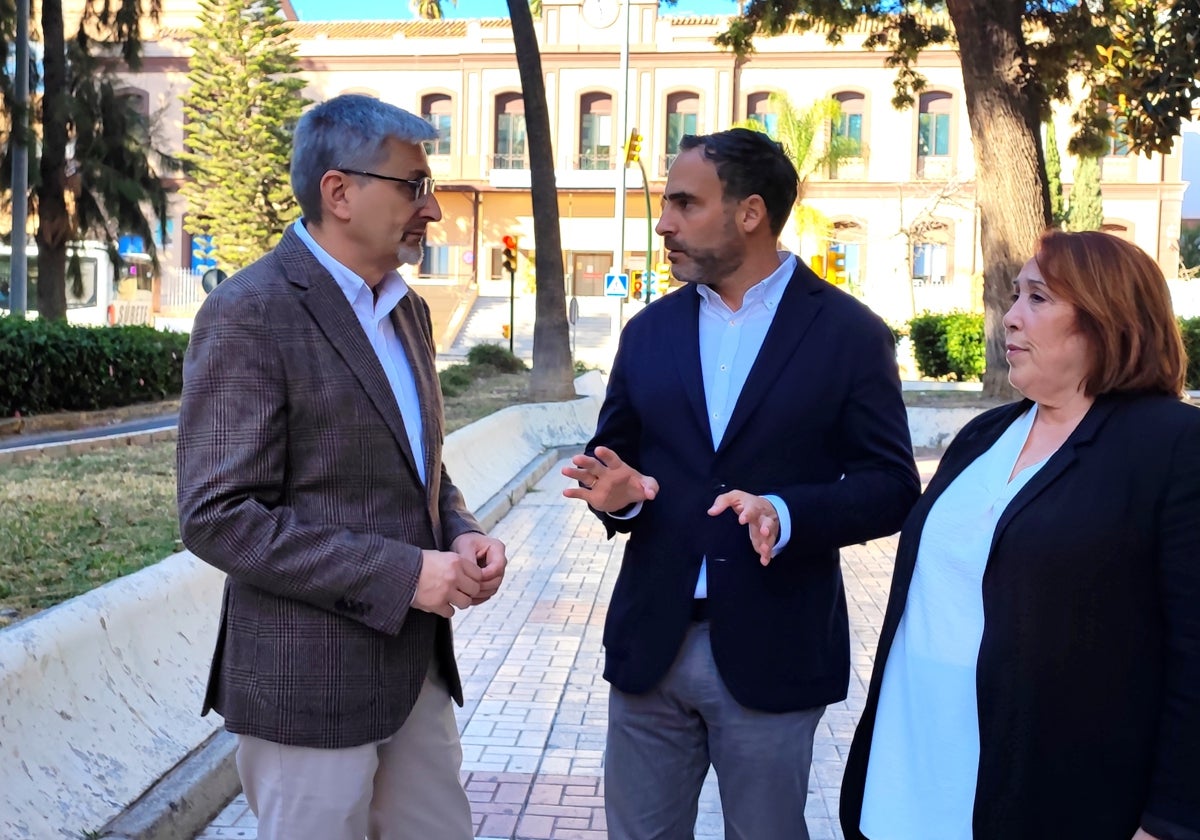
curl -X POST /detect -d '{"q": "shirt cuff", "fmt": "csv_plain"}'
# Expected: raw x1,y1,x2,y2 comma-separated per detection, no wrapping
764,494,790,557
607,500,643,520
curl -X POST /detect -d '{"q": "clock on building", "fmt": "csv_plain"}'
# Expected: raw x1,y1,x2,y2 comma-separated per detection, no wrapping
581,0,620,29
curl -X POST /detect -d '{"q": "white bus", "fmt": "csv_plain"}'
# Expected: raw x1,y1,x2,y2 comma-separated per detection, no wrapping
0,241,154,326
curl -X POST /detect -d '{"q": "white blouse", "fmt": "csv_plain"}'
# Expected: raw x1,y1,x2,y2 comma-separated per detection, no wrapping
860,405,1047,840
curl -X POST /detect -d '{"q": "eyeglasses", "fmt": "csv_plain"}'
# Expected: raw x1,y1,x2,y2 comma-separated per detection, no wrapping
334,168,436,201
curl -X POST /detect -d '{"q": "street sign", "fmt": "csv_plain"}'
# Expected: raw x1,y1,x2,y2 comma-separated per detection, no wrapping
604,272,629,297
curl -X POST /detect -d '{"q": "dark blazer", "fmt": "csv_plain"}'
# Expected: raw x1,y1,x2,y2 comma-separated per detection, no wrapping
177,225,480,750
590,261,920,712
841,393,1200,840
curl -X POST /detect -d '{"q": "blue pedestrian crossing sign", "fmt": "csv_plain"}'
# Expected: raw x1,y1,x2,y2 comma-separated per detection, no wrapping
604,273,629,297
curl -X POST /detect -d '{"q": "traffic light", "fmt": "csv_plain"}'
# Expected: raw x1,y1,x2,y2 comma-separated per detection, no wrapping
501,324,511,340
624,129,642,166
630,275,643,300
501,235,518,274
826,245,847,284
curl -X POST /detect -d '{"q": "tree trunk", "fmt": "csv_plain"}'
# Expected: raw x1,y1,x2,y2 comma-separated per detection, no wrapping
507,0,576,402
945,0,1050,398
35,0,70,322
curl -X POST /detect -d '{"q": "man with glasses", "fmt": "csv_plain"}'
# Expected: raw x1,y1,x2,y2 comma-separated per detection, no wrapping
178,94,506,840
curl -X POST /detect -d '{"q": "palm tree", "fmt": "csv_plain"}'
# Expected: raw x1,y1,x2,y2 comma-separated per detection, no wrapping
1,0,170,321
411,0,574,401
410,0,453,19
737,93,859,246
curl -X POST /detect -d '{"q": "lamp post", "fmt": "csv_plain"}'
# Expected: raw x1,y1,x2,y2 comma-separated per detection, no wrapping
609,0,632,343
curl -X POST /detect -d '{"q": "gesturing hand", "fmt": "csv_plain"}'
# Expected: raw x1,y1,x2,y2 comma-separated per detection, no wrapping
562,446,659,513
452,532,508,605
708,490,779,566
413,549,483,618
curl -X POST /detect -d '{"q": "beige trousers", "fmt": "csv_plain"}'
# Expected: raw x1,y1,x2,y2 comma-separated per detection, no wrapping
234,669,473,840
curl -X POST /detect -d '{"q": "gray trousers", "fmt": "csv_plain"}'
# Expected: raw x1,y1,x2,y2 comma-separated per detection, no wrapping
606,621,825,840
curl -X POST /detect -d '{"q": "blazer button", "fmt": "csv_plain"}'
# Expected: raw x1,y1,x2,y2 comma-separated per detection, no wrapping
712,482,728,493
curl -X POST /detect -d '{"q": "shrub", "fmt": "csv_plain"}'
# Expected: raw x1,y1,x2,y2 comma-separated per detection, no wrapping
0,318,189,416
466,342,526,373
1180,317,1200,391
438,364,476,398
908,311,985,382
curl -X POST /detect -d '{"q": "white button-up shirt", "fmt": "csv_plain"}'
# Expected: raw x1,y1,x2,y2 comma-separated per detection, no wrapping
294,219,426,484
692,252,795,597
615,252,797,598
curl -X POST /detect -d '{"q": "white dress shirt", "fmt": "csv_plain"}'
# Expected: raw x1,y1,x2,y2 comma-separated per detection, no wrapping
615,253,796,599
294,219,427,484
692,253,795,597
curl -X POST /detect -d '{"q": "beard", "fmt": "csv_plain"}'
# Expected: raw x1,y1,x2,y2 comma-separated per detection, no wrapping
396,239,423,268
664,225,744,286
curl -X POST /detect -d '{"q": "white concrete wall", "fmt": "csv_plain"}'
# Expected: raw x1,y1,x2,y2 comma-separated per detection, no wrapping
0,553,226,840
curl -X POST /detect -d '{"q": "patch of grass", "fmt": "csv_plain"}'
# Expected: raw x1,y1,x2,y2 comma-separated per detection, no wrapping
0,442,179,627
0,367,537,626
444,370,533,432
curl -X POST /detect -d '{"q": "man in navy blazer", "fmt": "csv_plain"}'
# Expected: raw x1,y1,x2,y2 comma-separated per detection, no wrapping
563,129,919,839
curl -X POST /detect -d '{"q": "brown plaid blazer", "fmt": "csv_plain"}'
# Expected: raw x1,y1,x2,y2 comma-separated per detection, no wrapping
177,225,480,749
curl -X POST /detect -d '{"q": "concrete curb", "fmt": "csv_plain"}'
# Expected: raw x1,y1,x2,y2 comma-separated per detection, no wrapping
0,426,177,466
100,731,239,840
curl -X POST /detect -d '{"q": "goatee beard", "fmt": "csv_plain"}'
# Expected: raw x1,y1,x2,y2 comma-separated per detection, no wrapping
397,242,423,268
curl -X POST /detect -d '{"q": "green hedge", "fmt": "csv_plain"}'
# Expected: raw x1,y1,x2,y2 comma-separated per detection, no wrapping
1181,318,1200,391
908,311,986,382
0,318,190,416
439,343,527,398
909,313,1200,390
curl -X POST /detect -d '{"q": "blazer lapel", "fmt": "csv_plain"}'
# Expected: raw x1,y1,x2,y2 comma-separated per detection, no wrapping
715,263,823,454
669,287,713,446
279,228,423,484
391,292,440,498
988,395,1122,555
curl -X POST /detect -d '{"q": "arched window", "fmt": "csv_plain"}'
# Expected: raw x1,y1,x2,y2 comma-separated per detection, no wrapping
912,220,952,286
1101,221,1135,242
918,92,953,158
579,92,613,170
421,93,453,156
829,91,866,179
494,93,526,170
833,91,865,151
746,92,777,137
831,220,867,290
116,87,150,121
665,92,701,170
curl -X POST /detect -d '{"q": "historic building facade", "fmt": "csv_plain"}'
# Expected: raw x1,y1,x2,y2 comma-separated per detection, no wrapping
102,0,1185,326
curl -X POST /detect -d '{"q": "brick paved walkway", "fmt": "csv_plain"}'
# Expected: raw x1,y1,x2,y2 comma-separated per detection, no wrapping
197,460,922,840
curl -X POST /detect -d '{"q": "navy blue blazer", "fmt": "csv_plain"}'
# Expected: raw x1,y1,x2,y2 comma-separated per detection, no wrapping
589,261,920,712
841,393,1200,840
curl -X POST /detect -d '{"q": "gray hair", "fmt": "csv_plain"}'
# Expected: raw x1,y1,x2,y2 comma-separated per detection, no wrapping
290,94,438,223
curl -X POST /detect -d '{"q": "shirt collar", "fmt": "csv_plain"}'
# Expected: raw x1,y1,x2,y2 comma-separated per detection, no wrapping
294,218,410,316
696,251,796,314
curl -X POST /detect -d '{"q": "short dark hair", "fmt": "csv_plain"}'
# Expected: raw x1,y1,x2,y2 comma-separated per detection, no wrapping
1035,229,1185,396
678,128,799,236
